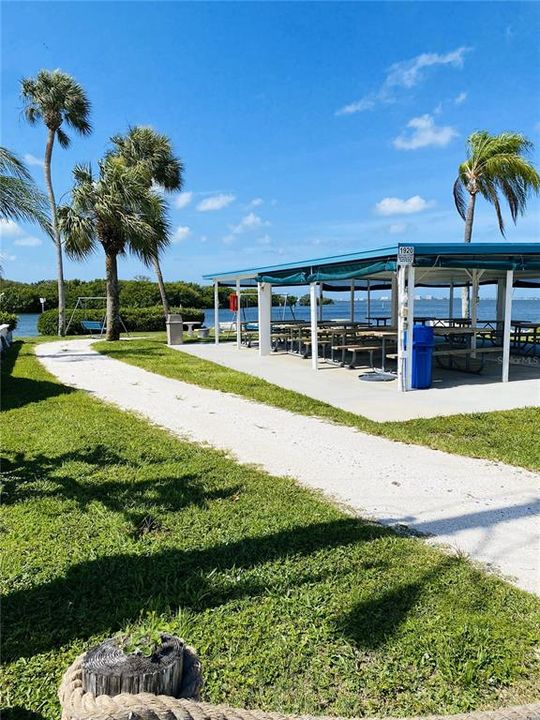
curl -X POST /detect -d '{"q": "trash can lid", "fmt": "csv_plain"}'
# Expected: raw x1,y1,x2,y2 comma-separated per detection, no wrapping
166,314,183,322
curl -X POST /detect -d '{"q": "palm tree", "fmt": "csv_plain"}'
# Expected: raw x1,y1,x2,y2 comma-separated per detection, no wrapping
453,131,540,315
21,69,91,335
110,126,184,315
0,146,50,230
58,155,169,340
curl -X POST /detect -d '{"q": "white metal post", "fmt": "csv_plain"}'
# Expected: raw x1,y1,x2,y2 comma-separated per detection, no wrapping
448,281,454,321
397,265,406,392
236,279,241,349
319,285,324,322
496,277,506,344
471,270,479,357
257,282,272,356
214,281,220,345
391,274,398,328
502,270,513,383
350,280,355,322
310,282,319,370
406,265,415,391
367,280,371,324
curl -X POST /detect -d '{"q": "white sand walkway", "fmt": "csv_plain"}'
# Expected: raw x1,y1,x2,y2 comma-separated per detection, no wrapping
37,339,540,595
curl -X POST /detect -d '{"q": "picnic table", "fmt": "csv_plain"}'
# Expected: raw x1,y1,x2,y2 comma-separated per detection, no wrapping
511,320,540,356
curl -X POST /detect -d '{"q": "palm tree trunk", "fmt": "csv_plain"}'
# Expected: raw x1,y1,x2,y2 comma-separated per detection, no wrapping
152,255,169,316
44,128,66,336
461,192,476,317
105,251,121,341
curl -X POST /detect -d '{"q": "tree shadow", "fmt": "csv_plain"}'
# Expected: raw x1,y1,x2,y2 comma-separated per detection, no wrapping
1,341,75,411
3,517,394,662
1,708,46,720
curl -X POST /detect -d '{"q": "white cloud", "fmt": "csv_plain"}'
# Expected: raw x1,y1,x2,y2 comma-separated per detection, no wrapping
151,182,165,195
0,219,22,236
24,153,44,168
222,234,235,245
0,251,16,263
172,225,191,242
249,197,264,207
454,91,467,105
200,235,208,243
393,114,458,150
389,222,408,234
336,46,470,115
230,212,269,235
196,193,235,212
175,191,193,209
256,234,272,245
375,195,433,216
14,235,42,247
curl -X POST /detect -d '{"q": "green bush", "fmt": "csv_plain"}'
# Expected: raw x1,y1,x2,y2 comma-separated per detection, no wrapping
38,306,205,336
0,312,18,330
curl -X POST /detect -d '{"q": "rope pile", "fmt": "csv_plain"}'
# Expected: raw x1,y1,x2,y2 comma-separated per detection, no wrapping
59,654,540,720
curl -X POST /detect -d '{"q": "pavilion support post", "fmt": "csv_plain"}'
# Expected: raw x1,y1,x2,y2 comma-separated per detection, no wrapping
471,270,479,358
214,281,220,345
406,266,415,391
319,285,324,322
236,279,241,349
502,269,513,383
496,277,506,344
257,282,272,356
350,280,355,322
448,281,454,321
310,282,319,370
391,274,398,328
367,280,371,324
397,265,406,392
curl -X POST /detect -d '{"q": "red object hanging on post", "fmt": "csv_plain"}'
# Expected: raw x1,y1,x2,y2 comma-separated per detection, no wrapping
228,293,238,312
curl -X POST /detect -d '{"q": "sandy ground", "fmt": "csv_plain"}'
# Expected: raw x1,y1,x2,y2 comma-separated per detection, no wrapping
37,339,540,595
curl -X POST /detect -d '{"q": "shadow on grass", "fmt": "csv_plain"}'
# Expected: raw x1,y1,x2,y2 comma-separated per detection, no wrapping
1,341,75,411
3,517,399,662
1,708,46,720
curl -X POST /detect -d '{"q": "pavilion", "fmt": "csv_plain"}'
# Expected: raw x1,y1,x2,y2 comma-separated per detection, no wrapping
204,242,540,392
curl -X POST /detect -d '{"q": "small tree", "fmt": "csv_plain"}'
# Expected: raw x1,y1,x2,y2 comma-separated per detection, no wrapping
453,131,540,315
21,69,91,335
58,156,169,341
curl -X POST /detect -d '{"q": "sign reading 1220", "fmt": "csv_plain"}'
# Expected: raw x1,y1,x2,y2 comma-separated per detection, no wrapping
397,246,415,265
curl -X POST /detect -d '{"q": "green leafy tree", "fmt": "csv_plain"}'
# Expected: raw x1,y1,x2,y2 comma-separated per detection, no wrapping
454,131,540,315
110,126,184,315
58,156,169,340
0,147,50,229
21,69,91,334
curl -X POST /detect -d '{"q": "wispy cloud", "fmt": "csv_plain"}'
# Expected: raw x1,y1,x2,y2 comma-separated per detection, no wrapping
175,191,193,209
230,212,269,234
336,46,471,116
14,235,42,247
0,219,44,247
375,196,433,216
24,153,44,168
249,197,264,208
393,114,458,150
454,91,467,105
197,193,235,212
172,225,191,242
256,234,272,245
389,222,408,234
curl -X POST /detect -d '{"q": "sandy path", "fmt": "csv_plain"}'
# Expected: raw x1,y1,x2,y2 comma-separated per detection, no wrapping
36,339,540,594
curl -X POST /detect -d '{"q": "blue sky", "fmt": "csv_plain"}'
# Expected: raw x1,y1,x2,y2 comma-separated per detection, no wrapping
1,1,539,289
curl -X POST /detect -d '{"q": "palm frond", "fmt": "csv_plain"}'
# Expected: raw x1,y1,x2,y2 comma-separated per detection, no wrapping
453,177,467,220
0,146,33,181
56,127,71,149
57,204,97,260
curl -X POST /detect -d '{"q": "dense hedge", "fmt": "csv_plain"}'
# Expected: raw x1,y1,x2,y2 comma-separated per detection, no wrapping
0,312,18,330
37,306,205,336
0,279,230,313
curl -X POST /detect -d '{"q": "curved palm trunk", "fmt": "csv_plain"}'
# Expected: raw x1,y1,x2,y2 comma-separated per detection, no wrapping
105,251,121,341
44,128,66,335
152,254,169,316
461,192,477,317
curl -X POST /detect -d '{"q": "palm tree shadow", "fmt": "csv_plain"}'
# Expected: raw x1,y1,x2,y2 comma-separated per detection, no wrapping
1,708,46,720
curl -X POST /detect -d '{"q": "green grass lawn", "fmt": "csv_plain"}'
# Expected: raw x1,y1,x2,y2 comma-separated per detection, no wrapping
95,338,540,471
1,339,540,719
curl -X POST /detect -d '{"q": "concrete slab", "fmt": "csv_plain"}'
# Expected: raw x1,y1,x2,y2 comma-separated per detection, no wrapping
176,342,540,422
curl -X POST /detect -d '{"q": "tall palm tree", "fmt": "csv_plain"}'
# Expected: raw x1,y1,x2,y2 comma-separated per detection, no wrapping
453,131,540,315
110,126,184,315
0,146,50,230
58,156,169,340
21,69,91,335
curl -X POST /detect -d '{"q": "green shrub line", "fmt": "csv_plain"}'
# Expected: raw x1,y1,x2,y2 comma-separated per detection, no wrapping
37,306,205,335
1,339,540,720
0,312,18,330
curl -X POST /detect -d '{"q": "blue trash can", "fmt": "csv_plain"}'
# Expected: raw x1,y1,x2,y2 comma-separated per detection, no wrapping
404,325,434,389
